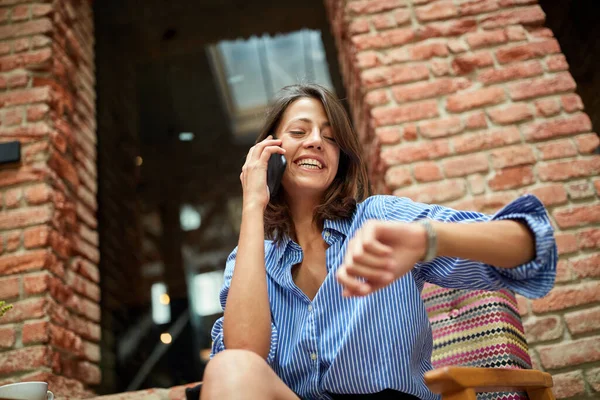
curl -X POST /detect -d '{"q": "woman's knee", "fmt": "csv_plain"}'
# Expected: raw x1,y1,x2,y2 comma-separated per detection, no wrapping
203,349,269,382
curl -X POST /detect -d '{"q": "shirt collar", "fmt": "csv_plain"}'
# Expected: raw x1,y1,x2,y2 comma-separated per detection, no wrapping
324,217,352,237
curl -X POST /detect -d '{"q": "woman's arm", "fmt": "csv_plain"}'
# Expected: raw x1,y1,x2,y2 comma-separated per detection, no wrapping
432,219,535,269
223,205,272,359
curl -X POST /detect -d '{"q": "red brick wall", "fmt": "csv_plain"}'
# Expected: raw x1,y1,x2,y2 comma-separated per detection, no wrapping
325,0,600,398
0,0,98,397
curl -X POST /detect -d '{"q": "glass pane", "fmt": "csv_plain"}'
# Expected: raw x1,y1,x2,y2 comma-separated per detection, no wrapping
264,30,306,92
217,37,269,111
310,31,334,92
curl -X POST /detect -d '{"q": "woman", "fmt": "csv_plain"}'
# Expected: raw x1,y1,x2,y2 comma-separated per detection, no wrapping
201,84,557,400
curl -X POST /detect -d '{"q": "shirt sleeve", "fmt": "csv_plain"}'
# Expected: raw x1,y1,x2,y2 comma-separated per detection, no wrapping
381,194,557,299
210,246,279,364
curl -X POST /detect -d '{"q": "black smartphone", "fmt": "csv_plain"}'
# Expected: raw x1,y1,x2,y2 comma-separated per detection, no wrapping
267,153,287,198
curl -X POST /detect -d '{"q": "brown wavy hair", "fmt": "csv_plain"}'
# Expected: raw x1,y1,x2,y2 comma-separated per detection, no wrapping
255,84,370,243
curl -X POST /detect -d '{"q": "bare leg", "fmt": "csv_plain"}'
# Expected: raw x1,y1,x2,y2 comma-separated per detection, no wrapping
201,349,300,400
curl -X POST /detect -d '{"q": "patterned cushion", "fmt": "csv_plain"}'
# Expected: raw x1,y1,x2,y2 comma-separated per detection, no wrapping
422,283,531,400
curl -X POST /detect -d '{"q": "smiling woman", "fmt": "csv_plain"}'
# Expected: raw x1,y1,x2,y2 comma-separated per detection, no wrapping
200,84,557,400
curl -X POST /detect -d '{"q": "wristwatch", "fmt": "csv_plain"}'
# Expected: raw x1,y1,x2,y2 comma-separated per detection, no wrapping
417,219,437,262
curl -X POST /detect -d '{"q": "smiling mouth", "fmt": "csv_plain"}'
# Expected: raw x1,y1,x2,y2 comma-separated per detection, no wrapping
296,159,324,170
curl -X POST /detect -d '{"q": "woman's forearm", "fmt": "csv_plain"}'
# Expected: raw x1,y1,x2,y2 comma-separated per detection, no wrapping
223,205,272,359
432,220,536,269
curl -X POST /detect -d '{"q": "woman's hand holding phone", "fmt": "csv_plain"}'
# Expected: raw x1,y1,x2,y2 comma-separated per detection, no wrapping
240,135,286,211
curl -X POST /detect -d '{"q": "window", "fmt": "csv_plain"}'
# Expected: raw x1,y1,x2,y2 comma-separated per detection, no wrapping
208,29,335,143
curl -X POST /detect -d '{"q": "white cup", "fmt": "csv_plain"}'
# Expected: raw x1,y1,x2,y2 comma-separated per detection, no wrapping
0,382,54,400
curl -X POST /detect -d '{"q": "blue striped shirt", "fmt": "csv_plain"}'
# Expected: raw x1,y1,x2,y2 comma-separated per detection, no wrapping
210,194,557,400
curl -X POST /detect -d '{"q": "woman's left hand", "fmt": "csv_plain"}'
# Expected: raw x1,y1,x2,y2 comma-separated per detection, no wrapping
336,220,427,297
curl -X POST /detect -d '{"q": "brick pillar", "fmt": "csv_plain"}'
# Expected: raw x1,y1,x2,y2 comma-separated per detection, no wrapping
0,0,98,397
325,0,600,398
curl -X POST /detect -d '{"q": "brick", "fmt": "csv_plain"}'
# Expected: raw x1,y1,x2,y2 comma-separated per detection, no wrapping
586,367,600,393
394,9,411,25
452,51,494,74
0,325,15,348
571,253,600,279
365,89,389,106
459,0,500,17
466,29,507,49
393,179,466,204
567,181,594,200
372,100,439,126
11,5,29,21
381,139,450,165
348,0,406,16
555,260,573,283
552,371,586,399
538,337,600,370
465,112,487,130
532,282,600,313
487,103,533,125
361,64,429,89
546,54,569,72
554,233,579,255
418,116,463,138
0,205,51,230
534,98,560,117
443,153,488,177
66,271,100,302
0,87,50,108
371,14,395,30
447,39,467,54
409,42,448,60
82,340,100,362
413,162,443,182
430,60,450,76
416,1,458,22
488,166,534,191
26,103,49,122
5,231,21,252
554,204,600,229
375,127,400,145
23,225,50,249
452,126,521,154
49,323,82,354
0,276,19,299
31,4,52,18
561,94,584,113
471,192,515,213
0,249,49,275
467,175,486,195
0,48,52,72
385,166,412,189
496,39,560,64
24,183,53,205
417,18,478,39
490,145,535,169
478,61,544,85
352,28,415,51
506,26,527,41
578,228,600,250
565,305,600,335
349,19,369,35
1,297,46,323
479,5,546,29
4,107,23,125
575,133,600,154
0,346,50,374
22,320,49,344
526,184,567,207
402,124,417,141
523,315,563,344
357,52,380,68
515,295,529,316
446,87,505,113
392,78,470,103
7,72,28,88
523,113,592,142
23,271,50,295
509,73,576,101
4,188,22,208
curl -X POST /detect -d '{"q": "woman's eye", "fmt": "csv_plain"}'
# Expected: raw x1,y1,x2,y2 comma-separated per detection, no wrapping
325,137,337,143
290,131,304,135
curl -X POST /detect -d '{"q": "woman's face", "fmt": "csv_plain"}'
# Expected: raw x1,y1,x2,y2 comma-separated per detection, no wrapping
275,97,341,199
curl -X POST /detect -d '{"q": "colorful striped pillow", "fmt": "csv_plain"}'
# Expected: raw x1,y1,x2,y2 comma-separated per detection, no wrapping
422,284,531,400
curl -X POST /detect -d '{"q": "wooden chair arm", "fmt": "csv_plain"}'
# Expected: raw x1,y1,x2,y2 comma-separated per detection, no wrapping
425,366,554,397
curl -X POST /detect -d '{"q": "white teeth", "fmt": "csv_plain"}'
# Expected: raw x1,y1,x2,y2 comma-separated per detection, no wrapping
297,158,323,169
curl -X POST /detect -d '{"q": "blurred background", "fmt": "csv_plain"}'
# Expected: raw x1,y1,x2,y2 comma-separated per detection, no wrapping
94,0,347,393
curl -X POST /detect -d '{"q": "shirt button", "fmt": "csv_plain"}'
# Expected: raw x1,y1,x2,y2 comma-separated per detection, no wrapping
310,353,317,361
324,231,330,238
308,304,313,312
